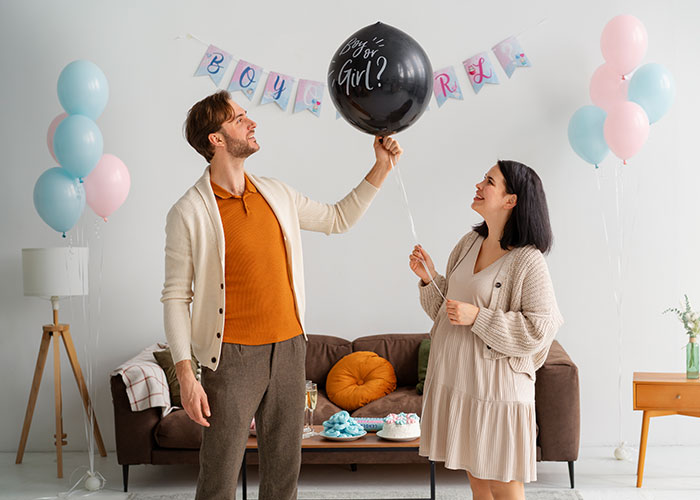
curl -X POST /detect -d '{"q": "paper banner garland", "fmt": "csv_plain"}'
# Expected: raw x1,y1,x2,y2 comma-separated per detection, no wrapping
294,79,324,117
190,28,536,118
194,45,233,86
227,60,264,101
463,52,500,94
492,36,531,78
433,66,463,108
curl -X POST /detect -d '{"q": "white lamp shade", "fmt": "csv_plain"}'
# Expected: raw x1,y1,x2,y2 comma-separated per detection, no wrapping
22,247,89,297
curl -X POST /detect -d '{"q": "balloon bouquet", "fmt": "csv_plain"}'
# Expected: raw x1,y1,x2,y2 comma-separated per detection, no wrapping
37,60,130,237
568,15,675,167
568,15,675,462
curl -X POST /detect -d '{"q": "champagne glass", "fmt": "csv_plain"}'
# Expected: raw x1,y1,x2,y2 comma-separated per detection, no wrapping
303,381,317,438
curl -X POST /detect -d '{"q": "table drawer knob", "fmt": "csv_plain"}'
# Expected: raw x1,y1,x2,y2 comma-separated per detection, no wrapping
676,394,681,399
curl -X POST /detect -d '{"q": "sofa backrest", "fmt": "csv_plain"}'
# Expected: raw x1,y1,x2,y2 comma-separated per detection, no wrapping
352,333,430,387
305,334,352,388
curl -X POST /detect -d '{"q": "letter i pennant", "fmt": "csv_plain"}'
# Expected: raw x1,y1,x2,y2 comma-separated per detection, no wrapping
261,72,295,111
194,45,233,86
433,66,463,108
492,36,531,78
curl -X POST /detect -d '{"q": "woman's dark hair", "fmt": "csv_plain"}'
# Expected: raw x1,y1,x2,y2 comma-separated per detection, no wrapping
473,160,553,254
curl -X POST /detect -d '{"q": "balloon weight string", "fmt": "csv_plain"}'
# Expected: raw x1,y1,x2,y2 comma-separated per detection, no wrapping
391,156,446,301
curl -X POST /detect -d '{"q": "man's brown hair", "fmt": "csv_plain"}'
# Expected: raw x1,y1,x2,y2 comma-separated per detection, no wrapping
185,90,234,162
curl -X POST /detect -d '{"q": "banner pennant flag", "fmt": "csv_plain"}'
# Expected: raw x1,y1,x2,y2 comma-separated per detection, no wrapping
463,52,500,94
293,79,324,117
260,72,295,111
492,36,531,78
227,60,264,101
433,66,464,108
194,45,233,86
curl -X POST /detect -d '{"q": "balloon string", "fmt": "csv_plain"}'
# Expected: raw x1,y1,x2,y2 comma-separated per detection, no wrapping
597,167,634,460
392,158,447,301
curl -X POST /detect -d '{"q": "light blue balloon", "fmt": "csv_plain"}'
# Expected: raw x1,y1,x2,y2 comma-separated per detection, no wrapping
33,167,86,236
57,60,109,120
628,63,675,124
53,114,103,179
568,105,609,167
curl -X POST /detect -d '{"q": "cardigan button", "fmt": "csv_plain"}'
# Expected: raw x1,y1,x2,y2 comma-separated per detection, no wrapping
220,283,224,289
219,308,223,314
216,332,221,339
495,282,502,288
486,345,492,350
211,357,216,363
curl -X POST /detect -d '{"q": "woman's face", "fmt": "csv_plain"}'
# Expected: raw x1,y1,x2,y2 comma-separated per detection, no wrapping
471,164,515,218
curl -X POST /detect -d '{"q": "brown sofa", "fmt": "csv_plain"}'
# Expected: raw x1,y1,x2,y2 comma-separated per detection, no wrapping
111,333,580,491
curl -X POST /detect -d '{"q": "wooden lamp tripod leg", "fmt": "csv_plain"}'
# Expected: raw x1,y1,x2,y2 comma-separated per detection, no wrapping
53,331,66,478
15,331,52,465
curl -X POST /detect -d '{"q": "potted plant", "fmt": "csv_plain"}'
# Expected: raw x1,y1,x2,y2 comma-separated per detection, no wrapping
664,295,700,379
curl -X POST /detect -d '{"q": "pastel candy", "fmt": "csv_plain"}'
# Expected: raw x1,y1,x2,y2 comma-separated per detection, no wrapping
323,410,365,437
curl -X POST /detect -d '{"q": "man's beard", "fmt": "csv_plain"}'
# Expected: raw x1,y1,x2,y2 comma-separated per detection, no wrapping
221,130,259,158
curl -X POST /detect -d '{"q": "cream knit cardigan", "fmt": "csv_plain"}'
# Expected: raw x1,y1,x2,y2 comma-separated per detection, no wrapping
161,167,379,370
419,231,564,379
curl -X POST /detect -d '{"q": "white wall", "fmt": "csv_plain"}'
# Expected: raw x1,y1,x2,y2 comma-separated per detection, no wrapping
2,0,699,454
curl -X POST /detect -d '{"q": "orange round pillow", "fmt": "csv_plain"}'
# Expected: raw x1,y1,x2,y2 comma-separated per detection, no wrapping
326,351,397,411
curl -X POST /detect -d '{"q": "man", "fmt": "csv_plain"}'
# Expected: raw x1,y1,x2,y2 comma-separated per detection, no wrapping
161,90,402,500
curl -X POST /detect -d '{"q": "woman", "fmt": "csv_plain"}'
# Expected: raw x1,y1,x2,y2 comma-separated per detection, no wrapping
409,160,563,500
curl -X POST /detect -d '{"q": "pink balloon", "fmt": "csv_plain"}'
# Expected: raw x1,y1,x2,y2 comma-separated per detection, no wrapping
601,15,648,77
590,64,628,112
603,102,650,162
47,112,68,162
84,154,131,221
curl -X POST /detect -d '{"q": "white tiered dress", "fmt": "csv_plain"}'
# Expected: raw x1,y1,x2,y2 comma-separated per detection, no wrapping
418,239,538,483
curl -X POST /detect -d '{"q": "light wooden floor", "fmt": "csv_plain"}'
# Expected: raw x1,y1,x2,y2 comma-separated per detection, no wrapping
3,446,700,499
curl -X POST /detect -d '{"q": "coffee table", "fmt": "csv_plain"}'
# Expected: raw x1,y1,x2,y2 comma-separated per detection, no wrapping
242,425,435,500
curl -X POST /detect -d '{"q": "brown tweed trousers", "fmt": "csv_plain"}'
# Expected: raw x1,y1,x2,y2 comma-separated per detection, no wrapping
195,335,307,500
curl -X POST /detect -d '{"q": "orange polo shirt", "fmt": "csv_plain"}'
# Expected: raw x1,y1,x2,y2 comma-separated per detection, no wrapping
211,175,303,345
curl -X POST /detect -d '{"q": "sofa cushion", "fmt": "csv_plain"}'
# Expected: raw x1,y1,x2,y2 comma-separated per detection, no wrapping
352,334,430,386
152,348,198,407
351,386,423,418
305,334,353,388
326,351,397,411
416,339,431,395
154,409,202,449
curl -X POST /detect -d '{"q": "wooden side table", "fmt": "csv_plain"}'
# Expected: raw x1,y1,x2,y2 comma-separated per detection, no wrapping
633,372,700,487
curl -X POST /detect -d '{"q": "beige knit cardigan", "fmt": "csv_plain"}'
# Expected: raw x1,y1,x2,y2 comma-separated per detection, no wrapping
419,231,564,379
161,167,379,370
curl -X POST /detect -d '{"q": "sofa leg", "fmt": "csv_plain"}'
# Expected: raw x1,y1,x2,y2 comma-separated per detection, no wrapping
350,463,357,472
568,461,574,489
122,464,129,492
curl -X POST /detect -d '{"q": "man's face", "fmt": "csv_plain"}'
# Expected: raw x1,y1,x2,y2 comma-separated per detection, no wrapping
216,100,259,159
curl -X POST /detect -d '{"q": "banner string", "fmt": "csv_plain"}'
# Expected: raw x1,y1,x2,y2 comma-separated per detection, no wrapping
174,32,208,46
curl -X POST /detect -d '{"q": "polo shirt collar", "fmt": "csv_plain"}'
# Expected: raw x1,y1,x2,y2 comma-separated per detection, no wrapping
211,173,257,199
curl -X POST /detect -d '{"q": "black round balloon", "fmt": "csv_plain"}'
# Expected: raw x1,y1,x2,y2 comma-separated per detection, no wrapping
328,22,433,136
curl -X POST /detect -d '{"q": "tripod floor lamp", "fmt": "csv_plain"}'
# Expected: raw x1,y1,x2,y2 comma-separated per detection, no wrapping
17,247,107,478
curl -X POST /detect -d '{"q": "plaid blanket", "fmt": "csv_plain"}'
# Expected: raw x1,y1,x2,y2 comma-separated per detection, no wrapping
112,343,174,416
